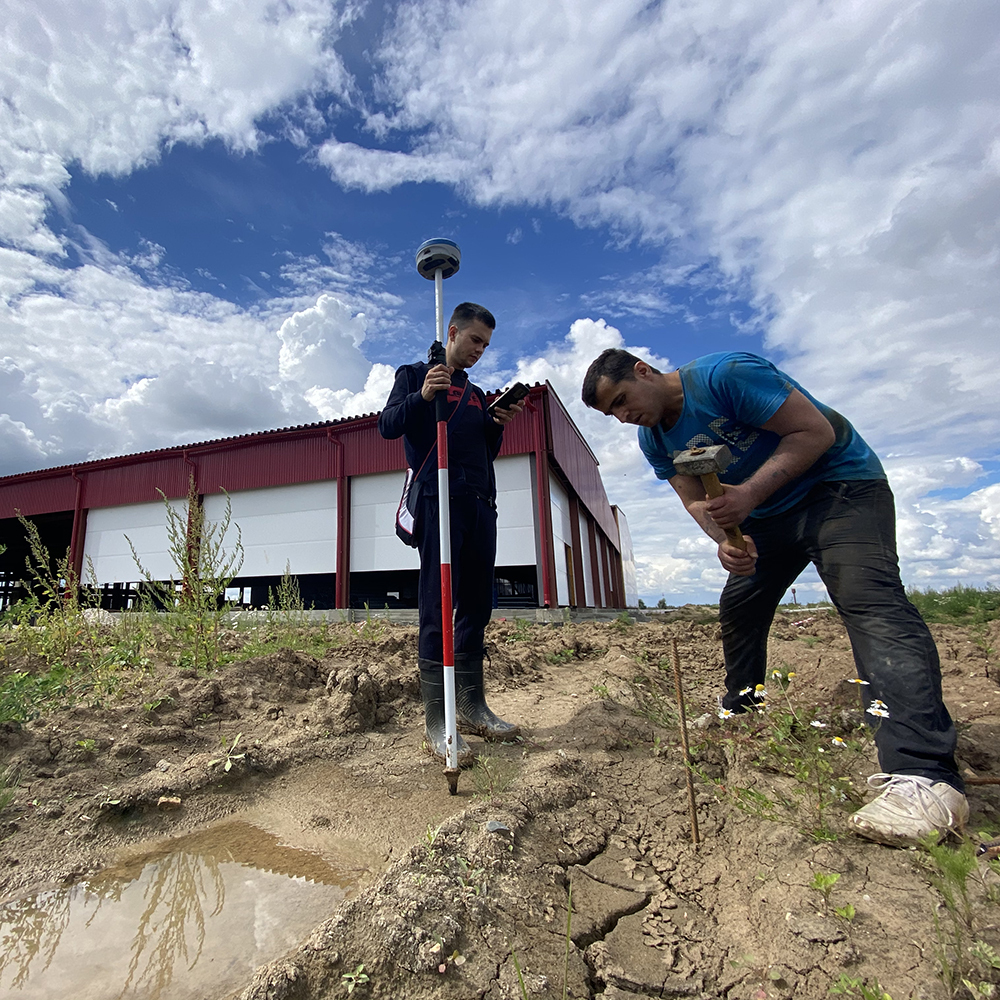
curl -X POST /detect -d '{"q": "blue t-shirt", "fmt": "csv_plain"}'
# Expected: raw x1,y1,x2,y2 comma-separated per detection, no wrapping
638,353,885,518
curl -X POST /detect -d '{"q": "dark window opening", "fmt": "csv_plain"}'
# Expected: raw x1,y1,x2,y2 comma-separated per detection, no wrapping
349,571,420,610
0,511,75,610
494,566,538,608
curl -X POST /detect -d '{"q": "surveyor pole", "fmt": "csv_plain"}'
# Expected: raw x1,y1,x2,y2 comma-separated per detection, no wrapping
415,238,462,794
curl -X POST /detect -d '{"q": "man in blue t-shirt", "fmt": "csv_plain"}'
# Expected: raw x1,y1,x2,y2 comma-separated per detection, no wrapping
582,348,966,847
380,303,524,765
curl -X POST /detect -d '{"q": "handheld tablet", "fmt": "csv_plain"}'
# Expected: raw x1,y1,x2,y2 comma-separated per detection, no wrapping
488,382,530,416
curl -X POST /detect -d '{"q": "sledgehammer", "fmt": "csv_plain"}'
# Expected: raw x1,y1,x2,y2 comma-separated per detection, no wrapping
673,444,747,551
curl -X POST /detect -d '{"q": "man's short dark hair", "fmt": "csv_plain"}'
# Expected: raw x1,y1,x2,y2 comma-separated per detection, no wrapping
581,349,660,407
450,302,496,331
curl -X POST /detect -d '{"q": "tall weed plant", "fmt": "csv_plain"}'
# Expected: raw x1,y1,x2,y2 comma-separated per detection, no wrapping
921,836,1000,998
128,477,243,672
1,515,100,669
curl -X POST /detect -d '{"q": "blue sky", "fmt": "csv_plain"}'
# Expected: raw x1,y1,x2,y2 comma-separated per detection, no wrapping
2,0,998,603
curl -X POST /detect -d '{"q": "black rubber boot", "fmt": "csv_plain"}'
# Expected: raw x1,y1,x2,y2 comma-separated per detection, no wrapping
418,658,474,766
455,650,521,740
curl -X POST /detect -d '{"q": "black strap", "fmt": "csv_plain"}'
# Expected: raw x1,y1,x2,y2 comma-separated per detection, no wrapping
411,379,472,481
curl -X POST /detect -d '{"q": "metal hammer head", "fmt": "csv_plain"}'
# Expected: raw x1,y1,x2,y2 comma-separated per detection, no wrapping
673,444,734,477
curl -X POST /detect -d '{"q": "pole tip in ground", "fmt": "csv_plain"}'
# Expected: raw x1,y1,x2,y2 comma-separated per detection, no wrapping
445,768,460,795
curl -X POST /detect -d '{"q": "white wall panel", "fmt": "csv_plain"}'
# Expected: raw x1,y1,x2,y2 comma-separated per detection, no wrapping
580,512,595,608
351,457,537,573
616,509,639,608
495,455,535,565
84,499,187,584
203,481,337,577
549,474,571,606
351,471,419,572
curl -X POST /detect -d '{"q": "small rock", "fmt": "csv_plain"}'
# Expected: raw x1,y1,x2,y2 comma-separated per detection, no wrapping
155,759,172,772
157,796,182,810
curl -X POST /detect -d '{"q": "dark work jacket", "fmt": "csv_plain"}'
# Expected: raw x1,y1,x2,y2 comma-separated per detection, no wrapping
378,362,504,503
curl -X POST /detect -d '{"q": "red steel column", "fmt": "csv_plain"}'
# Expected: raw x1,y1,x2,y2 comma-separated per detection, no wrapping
568,495,586,608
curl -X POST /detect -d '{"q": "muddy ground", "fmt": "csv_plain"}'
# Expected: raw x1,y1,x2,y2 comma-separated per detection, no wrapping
0,610,998,1000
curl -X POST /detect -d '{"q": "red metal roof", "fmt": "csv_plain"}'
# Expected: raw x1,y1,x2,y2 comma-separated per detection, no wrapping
0,384,620,549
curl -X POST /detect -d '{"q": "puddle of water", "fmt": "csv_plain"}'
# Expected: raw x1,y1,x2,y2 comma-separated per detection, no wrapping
0,820,354,1000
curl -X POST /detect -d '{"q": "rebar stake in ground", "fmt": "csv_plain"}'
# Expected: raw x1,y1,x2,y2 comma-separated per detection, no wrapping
671,637,700,846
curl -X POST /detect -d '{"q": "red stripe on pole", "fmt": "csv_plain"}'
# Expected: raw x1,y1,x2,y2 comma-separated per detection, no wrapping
437,406,454,667
440,562,454,665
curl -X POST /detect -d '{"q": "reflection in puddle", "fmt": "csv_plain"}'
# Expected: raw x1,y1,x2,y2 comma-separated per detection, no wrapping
0,821,354,999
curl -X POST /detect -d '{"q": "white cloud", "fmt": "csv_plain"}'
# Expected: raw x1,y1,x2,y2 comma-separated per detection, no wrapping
2,0,998,601
303,363,397,421
322,0,1000,456
0,242,395,470
314,0,1000,596
278,293,372,393
0,2,396,472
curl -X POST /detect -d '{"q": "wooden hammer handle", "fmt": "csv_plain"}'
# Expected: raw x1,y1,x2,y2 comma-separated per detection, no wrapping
701,473,747,551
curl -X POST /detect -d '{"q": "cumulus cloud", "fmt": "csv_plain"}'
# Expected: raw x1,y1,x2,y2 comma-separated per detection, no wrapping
322,0,1000,458
0,242,392,470
316,0,1000,595
2,0,997,601
0,1,396,473
278,293,372,393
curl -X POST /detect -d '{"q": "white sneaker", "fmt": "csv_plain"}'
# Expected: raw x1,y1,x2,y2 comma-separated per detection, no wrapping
848,773,969,846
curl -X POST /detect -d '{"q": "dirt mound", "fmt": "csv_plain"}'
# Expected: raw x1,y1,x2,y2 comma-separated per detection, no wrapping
0,617,998,999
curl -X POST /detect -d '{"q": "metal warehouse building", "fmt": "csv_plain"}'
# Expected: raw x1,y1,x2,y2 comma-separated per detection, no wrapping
0,382,637,612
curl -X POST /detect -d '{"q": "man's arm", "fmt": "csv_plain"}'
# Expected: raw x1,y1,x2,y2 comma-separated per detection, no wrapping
704,388,835,529
378,365,437,442
669,474,759,576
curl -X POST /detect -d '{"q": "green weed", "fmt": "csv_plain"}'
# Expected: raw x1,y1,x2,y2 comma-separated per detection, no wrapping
626,656,678,729
809,870,841,914
353,603,387,642
545,648,575,665
921,834,1000,996
906,584,1000,625
268,561,304,615
127,476,244,672
341,963,369,995
505,618,534,644
610,610,634,634
208,732,246,773
471,752,519,799
829,973,893,1000
704,674,870,840
0,765,18,814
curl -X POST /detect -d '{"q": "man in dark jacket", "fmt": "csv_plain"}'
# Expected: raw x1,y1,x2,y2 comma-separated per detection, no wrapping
379,302,525,763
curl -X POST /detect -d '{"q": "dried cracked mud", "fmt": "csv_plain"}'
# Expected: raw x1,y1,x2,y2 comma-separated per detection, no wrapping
0,611,998,1000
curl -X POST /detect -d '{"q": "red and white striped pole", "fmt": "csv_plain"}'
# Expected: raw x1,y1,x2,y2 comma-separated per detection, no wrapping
416,238,462,794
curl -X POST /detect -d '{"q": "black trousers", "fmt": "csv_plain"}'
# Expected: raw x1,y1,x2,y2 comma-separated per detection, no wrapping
415,494,498,662
720,480,961,789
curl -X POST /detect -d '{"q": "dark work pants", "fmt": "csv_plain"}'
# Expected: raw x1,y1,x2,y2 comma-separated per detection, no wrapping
415,494,498,662
720,480,962,790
